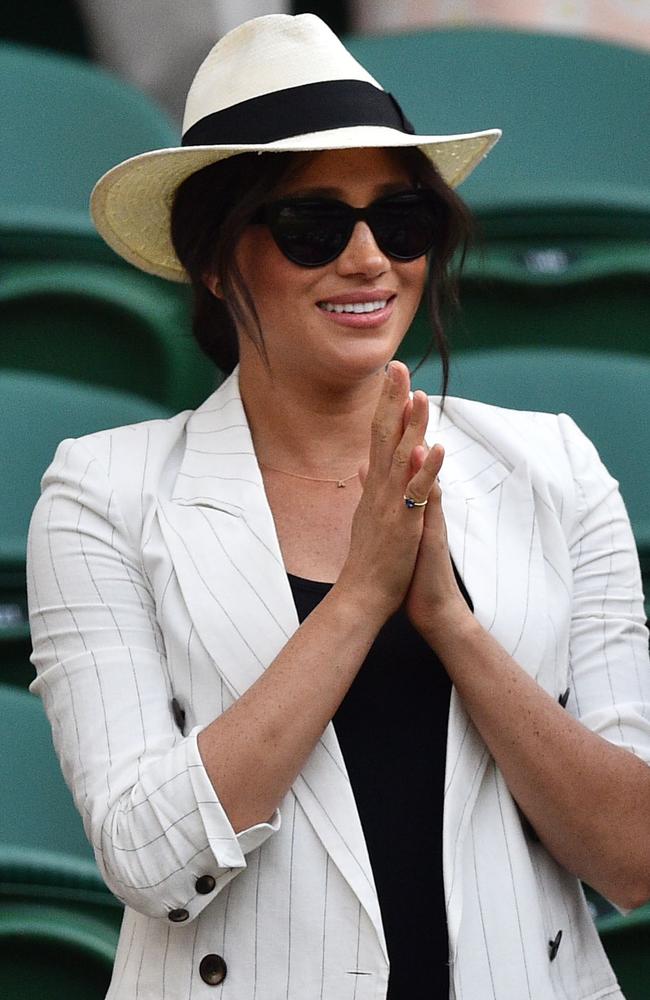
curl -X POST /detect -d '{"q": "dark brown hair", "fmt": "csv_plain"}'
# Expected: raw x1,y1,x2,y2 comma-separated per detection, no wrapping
170,148,473,394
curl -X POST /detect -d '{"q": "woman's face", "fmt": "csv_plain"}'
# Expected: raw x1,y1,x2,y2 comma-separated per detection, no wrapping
230,147,428,386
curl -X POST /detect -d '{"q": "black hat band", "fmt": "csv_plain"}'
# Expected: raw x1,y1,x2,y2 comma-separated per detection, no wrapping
181,79,416,147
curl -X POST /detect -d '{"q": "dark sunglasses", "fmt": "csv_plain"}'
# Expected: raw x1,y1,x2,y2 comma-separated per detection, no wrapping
251,189,441,267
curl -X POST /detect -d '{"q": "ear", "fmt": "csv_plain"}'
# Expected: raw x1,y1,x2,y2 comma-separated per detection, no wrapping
202,271,224,300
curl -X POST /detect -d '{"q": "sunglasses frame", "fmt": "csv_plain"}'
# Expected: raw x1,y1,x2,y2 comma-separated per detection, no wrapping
251,189,441,267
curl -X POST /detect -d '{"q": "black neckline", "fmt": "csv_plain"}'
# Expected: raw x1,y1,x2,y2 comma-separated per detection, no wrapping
286,571,333,594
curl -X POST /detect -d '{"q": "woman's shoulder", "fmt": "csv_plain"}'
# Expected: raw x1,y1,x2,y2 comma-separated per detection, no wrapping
427,393,613,520
428,393,583,460
43,407,193,484
431,392,561,428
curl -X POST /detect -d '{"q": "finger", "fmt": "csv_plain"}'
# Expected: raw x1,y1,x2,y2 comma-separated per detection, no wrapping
408,443,427,480
368,361,411,475
390,390,429,483
401,396,414,434
404,444,444,505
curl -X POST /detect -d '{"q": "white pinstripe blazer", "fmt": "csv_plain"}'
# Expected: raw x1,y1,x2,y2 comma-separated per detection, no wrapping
27,368,650,1000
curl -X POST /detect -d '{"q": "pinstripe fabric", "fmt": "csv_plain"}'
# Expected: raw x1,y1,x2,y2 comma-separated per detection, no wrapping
27,368,649,999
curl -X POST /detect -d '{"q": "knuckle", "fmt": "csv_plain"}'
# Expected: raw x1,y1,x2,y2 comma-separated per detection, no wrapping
371,420,390,443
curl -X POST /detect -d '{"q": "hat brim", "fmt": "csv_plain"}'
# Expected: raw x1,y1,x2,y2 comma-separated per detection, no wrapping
90,125,501,282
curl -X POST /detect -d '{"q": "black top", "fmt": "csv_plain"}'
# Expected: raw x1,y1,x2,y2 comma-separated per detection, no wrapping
288,570,472,998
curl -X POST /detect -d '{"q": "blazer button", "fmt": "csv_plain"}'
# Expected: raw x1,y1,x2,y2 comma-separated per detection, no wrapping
199,954,227,986
195,874,216,895
168,908,189,922
549,929,563,961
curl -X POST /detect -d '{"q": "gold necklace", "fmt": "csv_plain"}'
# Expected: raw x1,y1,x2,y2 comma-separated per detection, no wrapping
260,463,360,488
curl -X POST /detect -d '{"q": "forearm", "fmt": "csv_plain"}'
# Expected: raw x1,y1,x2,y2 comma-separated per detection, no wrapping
198,584,385,833
425,608,650,910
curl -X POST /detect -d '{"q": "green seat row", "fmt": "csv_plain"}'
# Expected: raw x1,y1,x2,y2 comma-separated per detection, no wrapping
0,685,121,997
0,260,215,410
0,41,216,410
345,26,650,235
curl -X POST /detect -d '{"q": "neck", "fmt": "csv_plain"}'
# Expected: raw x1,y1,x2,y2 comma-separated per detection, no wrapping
238,357,383,475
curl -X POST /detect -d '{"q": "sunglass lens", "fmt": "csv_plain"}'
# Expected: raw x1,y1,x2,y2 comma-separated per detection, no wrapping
270,201,350,266
370,193,438,261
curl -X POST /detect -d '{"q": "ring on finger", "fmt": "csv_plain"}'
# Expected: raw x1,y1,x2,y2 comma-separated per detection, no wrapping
404,495,428,509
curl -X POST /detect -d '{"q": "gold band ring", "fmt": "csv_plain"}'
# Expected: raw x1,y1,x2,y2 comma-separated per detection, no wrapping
403,495,428,509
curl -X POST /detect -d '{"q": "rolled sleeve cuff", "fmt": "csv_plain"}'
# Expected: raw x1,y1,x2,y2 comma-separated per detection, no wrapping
186,726,281,870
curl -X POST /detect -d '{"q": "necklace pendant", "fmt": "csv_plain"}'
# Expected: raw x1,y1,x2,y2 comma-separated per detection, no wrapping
337,480,346,488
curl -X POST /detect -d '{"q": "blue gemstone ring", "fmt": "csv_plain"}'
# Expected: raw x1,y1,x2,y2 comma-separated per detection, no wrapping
404,495,428,509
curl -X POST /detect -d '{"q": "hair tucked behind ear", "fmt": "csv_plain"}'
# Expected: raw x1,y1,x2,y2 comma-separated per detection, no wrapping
170,152,310,375
170,148,473,395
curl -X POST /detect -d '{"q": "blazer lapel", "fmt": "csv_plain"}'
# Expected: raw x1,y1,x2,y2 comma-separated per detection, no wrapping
157,370,387,960
427,397,549,952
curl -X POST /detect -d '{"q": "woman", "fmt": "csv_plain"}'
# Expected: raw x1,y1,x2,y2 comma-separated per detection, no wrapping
27,13,650,1000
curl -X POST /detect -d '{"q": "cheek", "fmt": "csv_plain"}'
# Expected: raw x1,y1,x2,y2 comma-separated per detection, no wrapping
235,229,302,306
400,258,428,301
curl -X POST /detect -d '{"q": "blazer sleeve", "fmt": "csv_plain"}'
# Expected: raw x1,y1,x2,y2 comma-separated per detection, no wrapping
558,413,650,763
27,434,280,922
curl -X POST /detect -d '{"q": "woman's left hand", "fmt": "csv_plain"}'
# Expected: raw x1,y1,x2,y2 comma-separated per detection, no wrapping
404,441,472,643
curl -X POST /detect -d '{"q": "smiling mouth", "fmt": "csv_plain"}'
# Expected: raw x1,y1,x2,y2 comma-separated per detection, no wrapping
317,298,392,314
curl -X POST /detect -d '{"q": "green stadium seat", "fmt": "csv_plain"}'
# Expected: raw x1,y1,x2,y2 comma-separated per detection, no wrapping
399,238,650,364
346,29,650,362
0,370,174,682
0,1,90,59
0,687,121,998
0,903,117,1000
0,42,217,408
596,904,650,1000
0,41,176,238
0,261,216,409
0,685,94,857
345,27,650,233
0,843,122,931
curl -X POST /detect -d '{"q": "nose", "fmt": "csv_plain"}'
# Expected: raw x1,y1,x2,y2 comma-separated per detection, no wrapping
335,220,389,277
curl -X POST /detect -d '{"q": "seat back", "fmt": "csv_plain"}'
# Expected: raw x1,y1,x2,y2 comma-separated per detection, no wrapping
0,2,89,58
0,41,176,231
0,262,215,409
597,905,650,1000
0,686,92,857
400,239,650,365
345,27,650,233
0,905,117,1000
0,42,217,408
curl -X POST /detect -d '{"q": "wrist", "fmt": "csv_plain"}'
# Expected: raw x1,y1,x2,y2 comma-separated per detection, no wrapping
416,599,479,653
329,575,392,633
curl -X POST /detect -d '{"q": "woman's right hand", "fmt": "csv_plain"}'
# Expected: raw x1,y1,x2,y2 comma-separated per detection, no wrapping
335,360,442,624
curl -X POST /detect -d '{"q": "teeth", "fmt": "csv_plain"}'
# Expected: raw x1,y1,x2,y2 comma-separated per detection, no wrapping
320,299,388,314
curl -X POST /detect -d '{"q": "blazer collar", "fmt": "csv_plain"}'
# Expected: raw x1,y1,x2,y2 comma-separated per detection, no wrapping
172,368,269,517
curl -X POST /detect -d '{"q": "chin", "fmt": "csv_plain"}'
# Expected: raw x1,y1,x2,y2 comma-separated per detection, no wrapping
328,349,398,385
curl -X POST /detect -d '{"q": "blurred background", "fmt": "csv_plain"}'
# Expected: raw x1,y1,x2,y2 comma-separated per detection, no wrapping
1,3,648,997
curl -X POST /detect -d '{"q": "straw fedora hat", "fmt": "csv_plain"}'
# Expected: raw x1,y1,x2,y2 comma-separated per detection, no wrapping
90,13,501,283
